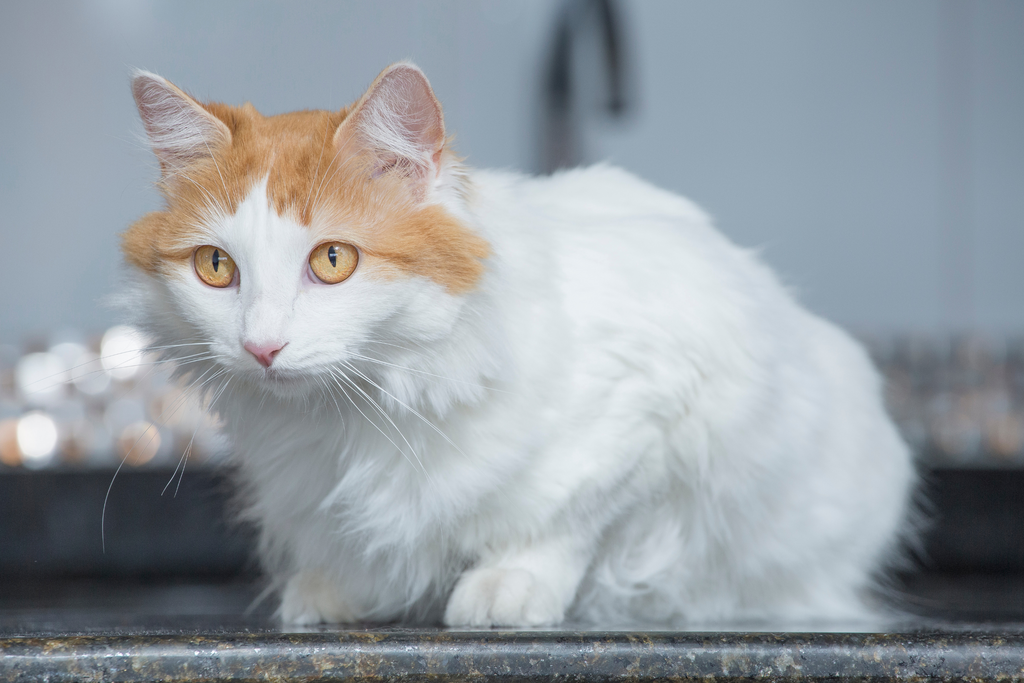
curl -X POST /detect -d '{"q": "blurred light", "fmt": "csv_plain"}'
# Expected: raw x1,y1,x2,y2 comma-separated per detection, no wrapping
48,400,87,465
17,412,58,468
50,398,86,424
50,341,87,368
930,395,983,458
60,418,96,464
0,418,20,466
16,352,67,405
70,351,111,395
149,387,202,431
105,397,146,433
117,421,160,466
987,413,1024,457
88,423,114,466
101,326,148,380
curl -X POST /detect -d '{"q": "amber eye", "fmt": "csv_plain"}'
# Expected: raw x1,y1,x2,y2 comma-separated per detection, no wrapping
309,242,358,284
193,245,236,288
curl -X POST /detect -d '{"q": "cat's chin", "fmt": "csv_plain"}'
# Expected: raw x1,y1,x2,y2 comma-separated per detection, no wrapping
245,369,316,400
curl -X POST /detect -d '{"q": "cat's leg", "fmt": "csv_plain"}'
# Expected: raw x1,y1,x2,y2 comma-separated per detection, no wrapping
279,569,358,625
443,534,591,627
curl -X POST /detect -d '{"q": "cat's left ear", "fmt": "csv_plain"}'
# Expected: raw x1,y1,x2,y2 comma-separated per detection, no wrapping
334,62,446,192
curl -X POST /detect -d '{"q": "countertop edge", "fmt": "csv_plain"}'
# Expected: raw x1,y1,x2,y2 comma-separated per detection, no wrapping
3,631,1024,682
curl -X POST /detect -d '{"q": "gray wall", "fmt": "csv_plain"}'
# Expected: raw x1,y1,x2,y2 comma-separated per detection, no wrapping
1,0,1021,343
594,1,1024,334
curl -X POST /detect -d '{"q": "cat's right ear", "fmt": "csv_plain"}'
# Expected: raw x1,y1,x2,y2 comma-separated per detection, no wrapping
131,70,231,172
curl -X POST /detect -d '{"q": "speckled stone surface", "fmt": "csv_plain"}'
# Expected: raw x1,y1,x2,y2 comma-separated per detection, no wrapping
3,629,1024,682
3,577,1024,681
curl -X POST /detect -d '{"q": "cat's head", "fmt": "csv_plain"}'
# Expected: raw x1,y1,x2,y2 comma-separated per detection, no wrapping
121,63,493,408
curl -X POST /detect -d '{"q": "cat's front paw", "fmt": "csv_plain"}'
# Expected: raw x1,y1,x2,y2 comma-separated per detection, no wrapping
443,567,565,627
279,571,357,625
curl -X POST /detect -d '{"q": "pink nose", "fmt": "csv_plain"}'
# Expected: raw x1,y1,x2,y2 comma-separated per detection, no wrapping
244,342,286,368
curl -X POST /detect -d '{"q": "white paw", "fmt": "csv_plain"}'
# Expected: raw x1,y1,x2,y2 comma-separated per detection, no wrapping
443,567,566,627
279,571,357,625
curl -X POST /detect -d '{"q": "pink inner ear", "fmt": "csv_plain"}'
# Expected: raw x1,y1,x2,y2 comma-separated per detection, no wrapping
351,64,446,171
379,67,444,145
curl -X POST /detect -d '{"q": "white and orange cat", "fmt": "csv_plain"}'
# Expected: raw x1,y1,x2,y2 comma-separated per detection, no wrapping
121,62,915,626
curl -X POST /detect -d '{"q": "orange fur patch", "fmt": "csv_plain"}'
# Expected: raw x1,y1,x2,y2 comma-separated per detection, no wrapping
123,96,488,294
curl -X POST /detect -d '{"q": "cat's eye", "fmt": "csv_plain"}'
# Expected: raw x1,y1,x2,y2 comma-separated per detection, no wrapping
309,242,358,284
193,245,237,288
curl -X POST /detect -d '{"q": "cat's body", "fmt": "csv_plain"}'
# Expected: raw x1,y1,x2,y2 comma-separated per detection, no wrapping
123,63,915,626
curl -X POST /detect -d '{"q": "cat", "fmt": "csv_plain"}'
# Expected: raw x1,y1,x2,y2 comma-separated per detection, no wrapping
120,62,916,627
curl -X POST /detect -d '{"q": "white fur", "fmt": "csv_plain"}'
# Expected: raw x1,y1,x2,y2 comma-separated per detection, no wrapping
124,68,914,626
132,70,230,167
125,162,915,627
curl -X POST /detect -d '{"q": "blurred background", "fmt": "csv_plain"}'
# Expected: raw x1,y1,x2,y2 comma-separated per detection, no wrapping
0,0,1023,604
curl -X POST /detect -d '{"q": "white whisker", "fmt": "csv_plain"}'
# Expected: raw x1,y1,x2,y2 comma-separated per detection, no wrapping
348,352,505,394
340,359,464,455
175,376,231,497
329,369,426,479
102,365,227,551
161,367,228,496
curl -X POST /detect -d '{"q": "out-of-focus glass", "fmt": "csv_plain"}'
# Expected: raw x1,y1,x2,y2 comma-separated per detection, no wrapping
0,326,231,471
70,351,111,395
100,326,148,381
16,352,67,406
3,327,1024,471
16,411,59,468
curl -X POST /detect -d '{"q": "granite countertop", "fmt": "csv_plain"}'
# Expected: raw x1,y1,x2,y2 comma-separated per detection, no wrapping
5,629,1024,682
3,576,1024,682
